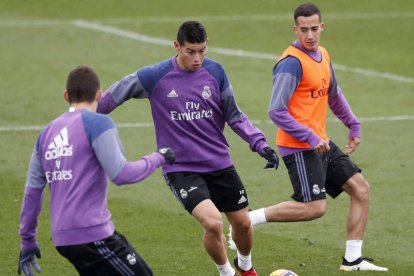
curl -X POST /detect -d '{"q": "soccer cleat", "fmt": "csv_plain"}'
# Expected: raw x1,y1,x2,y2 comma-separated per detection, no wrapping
227,225,237,251
340,257,388,271
233,256,257,276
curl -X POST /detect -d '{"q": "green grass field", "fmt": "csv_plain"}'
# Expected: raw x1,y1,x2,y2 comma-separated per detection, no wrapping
1,0,414,275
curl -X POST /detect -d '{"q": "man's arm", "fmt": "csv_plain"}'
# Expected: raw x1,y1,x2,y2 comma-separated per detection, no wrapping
97,72,150,114
18,142,46,276
220,84,268,153
328,63,361,154
88,115,172,184
19,145,47,251
220,82,278,169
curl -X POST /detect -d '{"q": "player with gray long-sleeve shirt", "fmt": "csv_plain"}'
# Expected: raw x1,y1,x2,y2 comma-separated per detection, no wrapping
243,3,387,272
269,40,360,157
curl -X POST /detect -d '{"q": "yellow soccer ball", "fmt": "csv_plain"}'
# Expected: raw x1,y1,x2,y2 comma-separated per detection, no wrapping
269,269,298,276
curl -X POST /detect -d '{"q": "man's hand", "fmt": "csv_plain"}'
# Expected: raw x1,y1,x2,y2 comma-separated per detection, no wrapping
18,247,41,276
260,146,279,170
158,147,175,165
314,139,330,154
345,137,360,155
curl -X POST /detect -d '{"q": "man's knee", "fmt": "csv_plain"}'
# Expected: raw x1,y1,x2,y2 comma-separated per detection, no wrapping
305,200,327,220
204,218,224,237
231,217,252,234
345,174,371,202
355,179,371,202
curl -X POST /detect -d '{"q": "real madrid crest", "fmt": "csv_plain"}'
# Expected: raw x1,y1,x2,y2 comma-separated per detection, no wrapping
312,184,320,195
202,85,211,99
180,189,188,199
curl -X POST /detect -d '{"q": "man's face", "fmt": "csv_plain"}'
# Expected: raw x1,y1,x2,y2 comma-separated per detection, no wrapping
294,14,324,52
174,40,207,72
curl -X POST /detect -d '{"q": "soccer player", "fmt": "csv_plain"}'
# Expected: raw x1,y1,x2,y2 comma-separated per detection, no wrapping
229,2,388,272
97,21,279,276
18,65,175,276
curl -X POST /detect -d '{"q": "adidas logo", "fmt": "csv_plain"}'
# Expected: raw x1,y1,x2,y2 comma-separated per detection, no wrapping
188,186,198,192
48,127,69,149
167,90,178,97
45,127,73,160
238,195,247,204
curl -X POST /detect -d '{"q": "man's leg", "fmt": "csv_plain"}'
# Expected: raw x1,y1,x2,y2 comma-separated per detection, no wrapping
226,207,259,275
339,173,386,271
342,173,370,241
253,149,328,224
331,172,386,271
192,199,235,276
262,199,326,223
229,150,328,251
226,208,252,255
225,208,253,271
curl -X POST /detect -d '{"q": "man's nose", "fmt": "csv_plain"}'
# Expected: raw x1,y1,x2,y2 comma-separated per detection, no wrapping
306,30,314,39
194,53,202,62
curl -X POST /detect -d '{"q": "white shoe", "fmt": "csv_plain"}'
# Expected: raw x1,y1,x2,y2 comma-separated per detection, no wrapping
340,257,388,271
227,225,237,251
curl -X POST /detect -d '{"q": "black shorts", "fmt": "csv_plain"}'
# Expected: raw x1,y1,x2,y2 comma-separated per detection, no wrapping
56,231,152,276
282,141,361,202
164,165,249,213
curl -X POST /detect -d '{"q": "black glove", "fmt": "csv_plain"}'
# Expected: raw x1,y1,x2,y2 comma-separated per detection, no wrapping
158,147,175,165
260,146,279,170
18,247,41,276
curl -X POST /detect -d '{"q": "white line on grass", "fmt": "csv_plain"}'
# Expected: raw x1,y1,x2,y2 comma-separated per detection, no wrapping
71,20,414,84
0,19,70,27
2,12,414,26
97,11,414,24
1,115,413,132
2,17,413,83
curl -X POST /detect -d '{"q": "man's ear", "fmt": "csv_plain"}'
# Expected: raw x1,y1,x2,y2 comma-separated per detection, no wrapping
63,90,70,103
96,90,102,101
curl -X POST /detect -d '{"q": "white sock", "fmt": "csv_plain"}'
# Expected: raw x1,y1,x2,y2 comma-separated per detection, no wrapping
216,260,235,276
237,251,253,271
249,208,267,226
345,240,363,262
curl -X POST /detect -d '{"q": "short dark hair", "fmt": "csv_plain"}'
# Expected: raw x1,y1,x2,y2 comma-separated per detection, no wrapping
176,21,207,46
294,3,321,23
66,65,100,103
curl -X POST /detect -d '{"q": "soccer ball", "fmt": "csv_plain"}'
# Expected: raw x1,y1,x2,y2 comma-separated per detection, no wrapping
269,269,298,276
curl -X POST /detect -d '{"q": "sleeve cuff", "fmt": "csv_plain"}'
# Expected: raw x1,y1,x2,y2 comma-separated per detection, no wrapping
252,139,268,153
21,240,38,251
349,123,361,138
307,133,321,148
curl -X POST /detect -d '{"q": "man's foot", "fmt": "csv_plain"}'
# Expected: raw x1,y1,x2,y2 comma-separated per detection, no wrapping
233,256,257,276
340,257,388,271
227,225,237,251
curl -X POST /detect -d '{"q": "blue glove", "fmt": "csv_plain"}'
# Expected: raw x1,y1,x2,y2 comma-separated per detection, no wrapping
18,247,41,276
158,147,175,165
260,147,279,170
